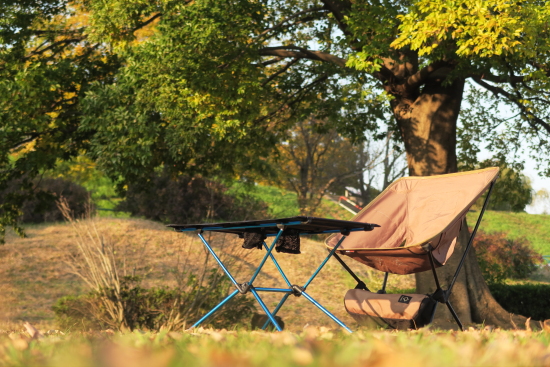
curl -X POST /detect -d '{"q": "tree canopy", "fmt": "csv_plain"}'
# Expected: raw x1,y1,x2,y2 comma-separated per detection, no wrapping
2,1,550,227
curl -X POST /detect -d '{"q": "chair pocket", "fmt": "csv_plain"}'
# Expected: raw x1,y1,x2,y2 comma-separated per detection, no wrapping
344,289,437,330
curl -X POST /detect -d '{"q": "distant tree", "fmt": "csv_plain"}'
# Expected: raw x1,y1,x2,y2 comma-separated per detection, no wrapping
461,160,533,212
273,118,375,216
532,189,550,214
355,129,407,205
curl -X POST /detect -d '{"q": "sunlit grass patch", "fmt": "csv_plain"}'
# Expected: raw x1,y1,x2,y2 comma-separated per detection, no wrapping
466,210,550,255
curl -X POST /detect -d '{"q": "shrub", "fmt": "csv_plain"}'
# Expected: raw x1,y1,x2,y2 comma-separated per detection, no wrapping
0,177,91,223
474,231,543,284
55,197,256,332
53,273,256,331
117,174,268,223
489,283,550,321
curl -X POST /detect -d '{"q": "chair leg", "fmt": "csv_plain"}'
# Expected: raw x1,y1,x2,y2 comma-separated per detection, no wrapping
445,301,464,331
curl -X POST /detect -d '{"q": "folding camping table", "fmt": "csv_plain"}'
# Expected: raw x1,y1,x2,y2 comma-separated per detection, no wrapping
168,216,378,332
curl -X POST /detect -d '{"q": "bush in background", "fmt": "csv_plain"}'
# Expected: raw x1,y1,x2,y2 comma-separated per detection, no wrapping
489,283,550,321
117,173,268,223
0,177,91,223
474,231,543,284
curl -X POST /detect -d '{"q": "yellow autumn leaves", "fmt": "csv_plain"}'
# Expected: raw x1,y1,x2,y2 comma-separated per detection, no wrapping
391,0,549,58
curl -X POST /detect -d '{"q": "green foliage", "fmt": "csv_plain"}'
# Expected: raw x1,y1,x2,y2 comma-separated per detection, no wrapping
228,183,300,219
392,0,541,58
488,283,550,321
53,274,256,331
474,231,543,284
4,0,550,245
460,159,533,212
79,0,279,187
117,173,268,223
0,0,120,240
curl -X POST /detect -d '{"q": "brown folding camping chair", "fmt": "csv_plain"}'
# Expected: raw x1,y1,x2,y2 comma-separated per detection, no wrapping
326,167,499,331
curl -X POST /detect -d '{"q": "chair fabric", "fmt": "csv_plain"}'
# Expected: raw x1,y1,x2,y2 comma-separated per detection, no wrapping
344,289,437,330
326,168,499,275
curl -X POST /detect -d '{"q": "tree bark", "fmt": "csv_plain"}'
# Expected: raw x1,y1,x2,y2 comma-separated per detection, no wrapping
391,77,530,329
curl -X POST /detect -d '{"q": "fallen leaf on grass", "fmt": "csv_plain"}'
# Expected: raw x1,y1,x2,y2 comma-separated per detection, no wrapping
99,342,174,367
167,332,183,341
292,347,313,366
8,334,29,351
23,322,43,339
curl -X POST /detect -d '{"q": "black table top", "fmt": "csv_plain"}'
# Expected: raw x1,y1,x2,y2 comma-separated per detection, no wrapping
167,216,379,236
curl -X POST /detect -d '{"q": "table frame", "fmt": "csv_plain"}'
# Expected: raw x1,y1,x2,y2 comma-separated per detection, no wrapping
170,217,376,333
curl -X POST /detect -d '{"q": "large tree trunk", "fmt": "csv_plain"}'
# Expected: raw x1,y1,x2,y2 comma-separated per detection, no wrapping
391,78,529,329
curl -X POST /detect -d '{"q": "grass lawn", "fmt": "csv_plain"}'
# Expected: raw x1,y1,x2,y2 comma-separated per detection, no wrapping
466,210,550,255
2,327,550,367
228,183,351,220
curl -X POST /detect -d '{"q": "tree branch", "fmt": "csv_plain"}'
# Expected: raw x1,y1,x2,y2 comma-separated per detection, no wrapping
25,37,84,60
259,45,346,67
131,12,162,33
260,7,328,37
9,134,41,150
261,58,299,86
473,77,550,134
405,60,449,90
253,74,330,125
260,57,283,66
476,72,526,84
319,0,352,36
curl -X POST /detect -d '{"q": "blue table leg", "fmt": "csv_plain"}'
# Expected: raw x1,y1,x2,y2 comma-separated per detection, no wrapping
188,289,240,329
301,291,352,333
191,227,353,333
263,242,292,287
248,229,284,284
250,288,283,332
303,236,346,289
198,233,240,288
261,292,291,330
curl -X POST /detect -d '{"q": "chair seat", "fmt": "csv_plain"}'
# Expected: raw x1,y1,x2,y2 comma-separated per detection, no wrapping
327,167,499,274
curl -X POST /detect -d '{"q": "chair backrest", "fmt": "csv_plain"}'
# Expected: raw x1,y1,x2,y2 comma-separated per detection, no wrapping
326,168,499,273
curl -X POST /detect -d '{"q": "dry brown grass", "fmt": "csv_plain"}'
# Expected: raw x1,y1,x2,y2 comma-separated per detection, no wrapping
1,217,415,332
